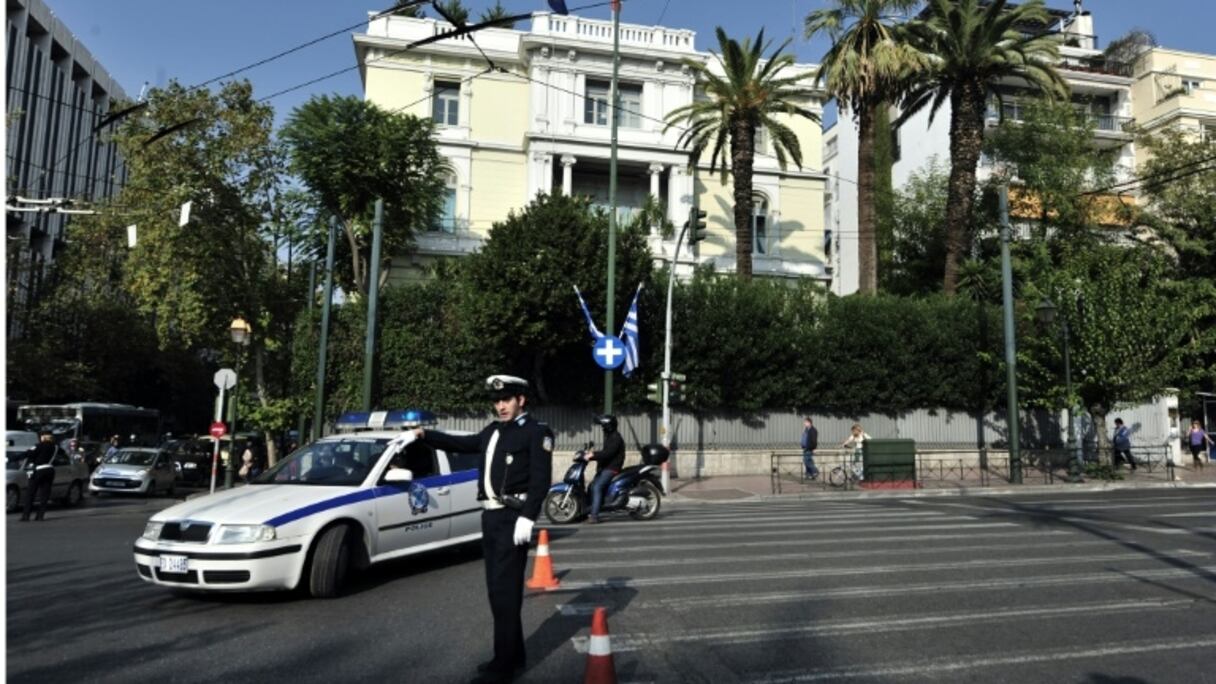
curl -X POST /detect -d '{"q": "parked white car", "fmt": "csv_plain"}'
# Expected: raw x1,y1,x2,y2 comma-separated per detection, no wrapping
91,448,177,497
5,434,89,510
133,411,479,598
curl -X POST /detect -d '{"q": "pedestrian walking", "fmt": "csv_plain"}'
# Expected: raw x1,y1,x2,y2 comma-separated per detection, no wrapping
800,417,819,479
1187,420,1213,468
21,431,57,522
413,374,553,684
1112,418,1136,470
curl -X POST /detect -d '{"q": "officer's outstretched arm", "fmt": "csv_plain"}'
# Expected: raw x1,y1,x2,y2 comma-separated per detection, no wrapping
417,426,485,454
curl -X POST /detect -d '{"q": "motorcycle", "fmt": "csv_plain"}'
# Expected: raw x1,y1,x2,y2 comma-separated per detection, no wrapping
542,443,669,524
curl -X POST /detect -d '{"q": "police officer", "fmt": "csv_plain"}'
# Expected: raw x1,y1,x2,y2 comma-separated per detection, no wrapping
414,375,553,684
583,414,625,523
21,431,57,522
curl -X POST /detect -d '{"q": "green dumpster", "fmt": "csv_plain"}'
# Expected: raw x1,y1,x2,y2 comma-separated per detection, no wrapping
863,439,917,484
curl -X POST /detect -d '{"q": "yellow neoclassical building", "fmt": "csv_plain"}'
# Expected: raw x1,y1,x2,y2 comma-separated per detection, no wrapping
353,11,828,285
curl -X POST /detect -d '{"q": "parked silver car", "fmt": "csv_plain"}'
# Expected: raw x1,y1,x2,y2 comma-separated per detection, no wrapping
91,448,177,497
6,433,89,511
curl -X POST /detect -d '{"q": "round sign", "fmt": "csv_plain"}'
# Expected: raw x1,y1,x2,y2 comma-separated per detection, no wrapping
592,335,627,370
210,421,227,439
213,368,237,390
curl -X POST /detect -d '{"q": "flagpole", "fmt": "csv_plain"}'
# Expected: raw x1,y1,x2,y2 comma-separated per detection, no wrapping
603,0,622,415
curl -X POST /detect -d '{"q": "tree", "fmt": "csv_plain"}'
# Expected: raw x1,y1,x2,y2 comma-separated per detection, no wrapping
900,0,1066,295
665,28,819,280
392,1,426,18
478,0,515,28
883,159,950,296
280,95,449,298
433,0,470,25
805,0,923,294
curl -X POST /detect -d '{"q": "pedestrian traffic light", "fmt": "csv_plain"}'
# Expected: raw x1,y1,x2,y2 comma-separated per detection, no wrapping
688,208,708,244
646,382,662,404
668,379,685,403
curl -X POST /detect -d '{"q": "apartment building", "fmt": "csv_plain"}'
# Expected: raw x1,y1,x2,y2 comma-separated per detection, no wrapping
6,0,129,334
354,11,829,285
1132,47,1216,140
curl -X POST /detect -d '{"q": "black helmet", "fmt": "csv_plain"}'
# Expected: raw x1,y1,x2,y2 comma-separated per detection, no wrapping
594,414,618,432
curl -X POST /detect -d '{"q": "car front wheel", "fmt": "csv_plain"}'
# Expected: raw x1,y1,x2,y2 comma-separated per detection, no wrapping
308,525,352,599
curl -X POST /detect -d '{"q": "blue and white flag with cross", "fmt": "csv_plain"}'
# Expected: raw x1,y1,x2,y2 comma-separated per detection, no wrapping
573,285,603,340
618,284,642,377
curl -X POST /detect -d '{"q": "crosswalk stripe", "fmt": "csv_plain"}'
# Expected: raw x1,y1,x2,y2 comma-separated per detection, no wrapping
1155,511,1216,518
748,637,1216,683
570,599,1197,653
614,511,950,529
549,549,1209,591
541,521,1019,545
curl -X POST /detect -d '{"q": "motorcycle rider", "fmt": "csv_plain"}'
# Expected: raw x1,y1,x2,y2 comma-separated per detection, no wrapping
583,414,625,524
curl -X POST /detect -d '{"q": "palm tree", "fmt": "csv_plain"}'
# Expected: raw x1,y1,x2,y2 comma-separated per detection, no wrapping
665,28,819,280
805,0,924,295
900,0,1066,295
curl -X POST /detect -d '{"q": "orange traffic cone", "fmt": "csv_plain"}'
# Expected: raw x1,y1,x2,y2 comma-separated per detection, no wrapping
526,528,560,590
583,607,617,684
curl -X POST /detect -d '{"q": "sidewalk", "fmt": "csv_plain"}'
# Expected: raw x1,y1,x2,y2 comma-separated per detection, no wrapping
667,464,1216,502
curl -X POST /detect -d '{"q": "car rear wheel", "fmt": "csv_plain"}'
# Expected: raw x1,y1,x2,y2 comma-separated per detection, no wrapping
309,525,352,599
63,481,83,507
7,486,19,512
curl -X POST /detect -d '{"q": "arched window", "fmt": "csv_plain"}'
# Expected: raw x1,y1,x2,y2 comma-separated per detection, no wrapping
752,195,769,255
431,174,457,233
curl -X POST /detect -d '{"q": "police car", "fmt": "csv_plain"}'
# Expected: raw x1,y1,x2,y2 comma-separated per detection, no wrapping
132,410,480,598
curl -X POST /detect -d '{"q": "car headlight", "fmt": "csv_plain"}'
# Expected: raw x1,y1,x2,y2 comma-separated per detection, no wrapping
136,469,149,477
214,524,276,544
142,521,164,540
183,462,197,469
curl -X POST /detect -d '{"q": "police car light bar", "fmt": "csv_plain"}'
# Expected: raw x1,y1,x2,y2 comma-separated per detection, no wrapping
334,409,439,431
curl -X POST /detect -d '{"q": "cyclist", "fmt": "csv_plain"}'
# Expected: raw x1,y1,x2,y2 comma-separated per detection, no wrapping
582,414,625,524
840,423,871,481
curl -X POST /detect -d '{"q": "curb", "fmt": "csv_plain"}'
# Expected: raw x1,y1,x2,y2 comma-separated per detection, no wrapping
668,479,1216,504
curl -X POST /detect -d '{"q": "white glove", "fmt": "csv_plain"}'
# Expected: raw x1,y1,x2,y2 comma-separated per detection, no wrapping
512,517,534,546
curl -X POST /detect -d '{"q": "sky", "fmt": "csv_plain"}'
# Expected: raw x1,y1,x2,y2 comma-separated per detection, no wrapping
38,0,1216,131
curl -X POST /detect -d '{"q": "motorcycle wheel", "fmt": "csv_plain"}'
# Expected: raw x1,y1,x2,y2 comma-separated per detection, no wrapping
544,491,581,525
627,481,662,520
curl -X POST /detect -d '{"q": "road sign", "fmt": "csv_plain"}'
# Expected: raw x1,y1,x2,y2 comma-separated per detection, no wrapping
210,421,227,439
593,335,627,370
213,368,236,390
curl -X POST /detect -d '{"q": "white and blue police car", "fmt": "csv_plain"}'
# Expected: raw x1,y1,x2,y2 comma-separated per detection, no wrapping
132,409,480,598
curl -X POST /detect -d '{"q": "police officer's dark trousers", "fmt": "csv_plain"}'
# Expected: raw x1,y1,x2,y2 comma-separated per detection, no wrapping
481,508,529,670
22,469,54,521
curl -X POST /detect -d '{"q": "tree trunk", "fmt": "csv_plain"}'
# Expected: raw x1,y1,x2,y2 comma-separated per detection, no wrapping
730,120,756,280
1090,404,1111,466
857,101,878,295
342,218,365,297
253,345,279,467
943,79,987,296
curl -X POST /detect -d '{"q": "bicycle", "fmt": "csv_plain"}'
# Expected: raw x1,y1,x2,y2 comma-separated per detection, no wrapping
827,448,865,488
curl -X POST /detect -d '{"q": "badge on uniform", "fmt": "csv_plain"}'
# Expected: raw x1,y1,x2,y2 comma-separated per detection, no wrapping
542,436,554,453
505,455,514,465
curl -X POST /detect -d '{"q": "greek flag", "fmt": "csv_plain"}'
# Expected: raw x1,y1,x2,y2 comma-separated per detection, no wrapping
619,284,642,378
573,285,603,340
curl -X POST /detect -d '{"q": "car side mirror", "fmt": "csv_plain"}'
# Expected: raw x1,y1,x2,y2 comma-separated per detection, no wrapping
384,468,414,484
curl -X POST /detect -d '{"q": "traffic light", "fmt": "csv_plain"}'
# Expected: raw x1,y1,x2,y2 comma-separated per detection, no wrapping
668,379,685,403
688,207,708,244
646,382,662,404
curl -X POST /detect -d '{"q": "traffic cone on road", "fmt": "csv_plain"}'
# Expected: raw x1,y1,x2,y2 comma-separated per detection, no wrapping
583,607,617,684
526,528,560,590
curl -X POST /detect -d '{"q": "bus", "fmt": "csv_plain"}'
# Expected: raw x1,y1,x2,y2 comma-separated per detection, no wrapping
15,403,162,464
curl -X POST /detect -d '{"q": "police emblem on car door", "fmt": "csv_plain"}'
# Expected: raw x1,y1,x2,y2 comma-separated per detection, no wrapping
374,443,448,554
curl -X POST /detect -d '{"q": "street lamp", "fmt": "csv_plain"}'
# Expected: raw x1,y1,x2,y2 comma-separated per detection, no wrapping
1035,297,1081,481
225,317,252,489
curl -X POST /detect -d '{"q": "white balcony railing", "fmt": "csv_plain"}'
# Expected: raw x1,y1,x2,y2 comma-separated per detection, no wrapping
531,13,696,53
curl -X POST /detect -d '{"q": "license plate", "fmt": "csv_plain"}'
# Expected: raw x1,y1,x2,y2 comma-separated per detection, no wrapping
159,555,188,574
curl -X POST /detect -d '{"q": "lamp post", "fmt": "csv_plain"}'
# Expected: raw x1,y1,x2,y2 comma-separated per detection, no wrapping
226,317,252,489
1035,297,1081,482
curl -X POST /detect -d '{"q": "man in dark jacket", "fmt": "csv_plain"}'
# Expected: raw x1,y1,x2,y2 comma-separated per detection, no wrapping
21,431,57,521
583,414,625,524
413,374,552,684
801,417,819,479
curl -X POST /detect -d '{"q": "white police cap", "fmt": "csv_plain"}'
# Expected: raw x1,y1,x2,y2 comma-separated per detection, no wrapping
485,374,529,398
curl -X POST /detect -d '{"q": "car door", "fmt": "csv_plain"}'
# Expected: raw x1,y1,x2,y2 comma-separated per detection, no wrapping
374,441,449,556
151,452,174,490
50,447,73,497
443,448,482,540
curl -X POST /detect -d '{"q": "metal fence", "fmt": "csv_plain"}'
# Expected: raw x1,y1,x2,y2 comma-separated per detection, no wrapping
769,445,1178,495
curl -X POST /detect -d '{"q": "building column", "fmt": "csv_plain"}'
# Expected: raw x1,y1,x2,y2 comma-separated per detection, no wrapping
648,162,664,199
561,154,577,196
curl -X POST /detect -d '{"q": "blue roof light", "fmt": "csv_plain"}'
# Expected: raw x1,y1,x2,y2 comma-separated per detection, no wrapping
334,409,438,432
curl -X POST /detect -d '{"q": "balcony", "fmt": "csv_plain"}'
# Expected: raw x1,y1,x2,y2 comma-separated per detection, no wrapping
530,13,696,54
1058,55,1134,79
986,102,1132,135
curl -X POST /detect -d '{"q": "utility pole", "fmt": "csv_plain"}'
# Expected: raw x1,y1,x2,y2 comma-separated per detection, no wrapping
998,186,1022,484
312,217,337,442
361,199,385,412
603,0,622,415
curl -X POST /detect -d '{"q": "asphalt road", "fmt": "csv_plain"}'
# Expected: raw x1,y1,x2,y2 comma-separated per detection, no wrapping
7,488,1216,683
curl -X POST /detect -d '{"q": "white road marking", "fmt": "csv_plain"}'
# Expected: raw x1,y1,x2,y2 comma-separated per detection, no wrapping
749,637,1216,683
570,599,1198,653
541,521,1016,545
1156,511,1216,518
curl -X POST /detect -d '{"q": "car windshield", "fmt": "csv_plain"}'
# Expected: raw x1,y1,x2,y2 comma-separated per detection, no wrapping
253,438,389,486
105,450,156,466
